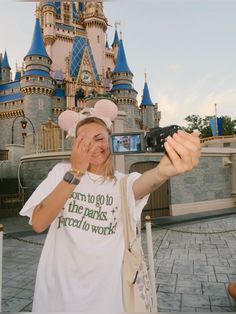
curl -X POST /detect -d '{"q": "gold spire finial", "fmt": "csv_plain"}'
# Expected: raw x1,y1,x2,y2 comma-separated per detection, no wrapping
115,21,120,30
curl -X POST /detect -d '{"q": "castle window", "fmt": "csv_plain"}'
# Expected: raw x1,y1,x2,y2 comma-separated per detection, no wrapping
63,3,70,12
97,35,100,43
39,77,43,81
21,100,23,104
64,15,70,24
26,77,29,81
57,98,61,103
13,102,15,105
39,56,42,60
29,57,32,60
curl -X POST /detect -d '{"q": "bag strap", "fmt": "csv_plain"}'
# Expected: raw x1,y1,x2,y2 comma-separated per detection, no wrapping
120,176,135,250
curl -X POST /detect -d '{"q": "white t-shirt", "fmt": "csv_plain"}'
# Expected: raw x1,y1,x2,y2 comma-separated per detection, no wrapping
20,162,149,312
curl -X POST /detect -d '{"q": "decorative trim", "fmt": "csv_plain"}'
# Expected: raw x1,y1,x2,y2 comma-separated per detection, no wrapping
170,198,236,216
52,108,64,114
21,87,54,96
56,34,74,42
0,109,24,119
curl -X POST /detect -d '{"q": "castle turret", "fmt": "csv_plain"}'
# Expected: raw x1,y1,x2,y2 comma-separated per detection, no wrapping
140,77,155,129
83,1,108,76
111,26,119,59
20,18,55,133
140,75,161,129
42,2,56,59
1,50,11,83
111,38,138,129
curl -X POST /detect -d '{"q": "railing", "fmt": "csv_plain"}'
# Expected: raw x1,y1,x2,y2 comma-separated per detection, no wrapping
201,134,236,143
0,194,23,210
26,129,72,155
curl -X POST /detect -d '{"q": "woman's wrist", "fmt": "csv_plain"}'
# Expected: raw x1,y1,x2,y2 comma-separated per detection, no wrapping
70,167,85,179
155,165,169,182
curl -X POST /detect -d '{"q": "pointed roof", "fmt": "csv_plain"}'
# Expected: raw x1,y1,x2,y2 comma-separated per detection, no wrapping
113,39,132,74
14,71,21,81
69,36,99,80
112,30,119,46
141,82,154,106
26,18,49,58
2,51,11,69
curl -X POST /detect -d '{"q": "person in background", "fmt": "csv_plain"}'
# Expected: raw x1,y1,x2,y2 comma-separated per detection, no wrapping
20,100,201,312
118,136,131,152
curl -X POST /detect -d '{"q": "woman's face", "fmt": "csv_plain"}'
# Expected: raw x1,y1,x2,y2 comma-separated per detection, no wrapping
76,122,110,167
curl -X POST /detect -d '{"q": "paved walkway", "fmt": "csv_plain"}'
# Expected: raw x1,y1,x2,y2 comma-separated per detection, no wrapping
2,213,236,312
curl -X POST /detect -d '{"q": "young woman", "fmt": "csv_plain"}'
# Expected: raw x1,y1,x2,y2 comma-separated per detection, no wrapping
20,106,201,312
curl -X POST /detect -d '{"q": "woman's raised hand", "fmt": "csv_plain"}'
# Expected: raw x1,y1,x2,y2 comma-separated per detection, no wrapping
156,130,201,179
70,133,92,172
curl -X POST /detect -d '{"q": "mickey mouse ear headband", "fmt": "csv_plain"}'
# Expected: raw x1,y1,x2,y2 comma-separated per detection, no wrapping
58,99,118,138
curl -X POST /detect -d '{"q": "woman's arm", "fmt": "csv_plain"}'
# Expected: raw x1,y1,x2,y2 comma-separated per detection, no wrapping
32,181,78,233
133,130,201,199
32,134,92,233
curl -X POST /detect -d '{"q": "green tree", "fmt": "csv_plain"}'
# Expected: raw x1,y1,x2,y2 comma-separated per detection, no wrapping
221,115,236,135
183,115,236,138
183,115,212,138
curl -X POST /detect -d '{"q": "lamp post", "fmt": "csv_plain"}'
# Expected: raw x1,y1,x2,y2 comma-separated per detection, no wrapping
11,113,35,144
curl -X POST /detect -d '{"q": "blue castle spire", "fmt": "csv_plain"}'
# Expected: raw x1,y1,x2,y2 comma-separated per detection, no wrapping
26,18,49,58
2,50,11,69
112,29,119,46
113,39,132,74
141,81,154,106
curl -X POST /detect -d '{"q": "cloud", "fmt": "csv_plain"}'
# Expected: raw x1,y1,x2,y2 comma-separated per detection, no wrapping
168,63,182,72
198,89,236,118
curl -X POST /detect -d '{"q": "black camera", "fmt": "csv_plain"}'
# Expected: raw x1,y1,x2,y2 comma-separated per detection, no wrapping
110,125,182,154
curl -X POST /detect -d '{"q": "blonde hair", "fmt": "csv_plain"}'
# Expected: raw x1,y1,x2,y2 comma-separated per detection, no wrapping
75,117,115,181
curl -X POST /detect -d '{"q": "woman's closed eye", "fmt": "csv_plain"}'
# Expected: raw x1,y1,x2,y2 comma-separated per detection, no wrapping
95,137,104,142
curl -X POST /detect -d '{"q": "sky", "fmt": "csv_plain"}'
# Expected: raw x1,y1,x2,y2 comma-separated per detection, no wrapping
0,0,235,127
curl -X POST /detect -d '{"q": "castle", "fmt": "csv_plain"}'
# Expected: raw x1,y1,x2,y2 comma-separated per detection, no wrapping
0,1,235,221
0,0,161,149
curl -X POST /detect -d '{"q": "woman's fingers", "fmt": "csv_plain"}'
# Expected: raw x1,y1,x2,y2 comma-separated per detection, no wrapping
164,130,201,173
